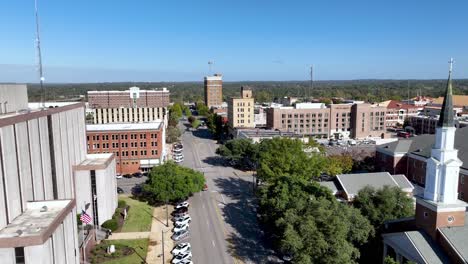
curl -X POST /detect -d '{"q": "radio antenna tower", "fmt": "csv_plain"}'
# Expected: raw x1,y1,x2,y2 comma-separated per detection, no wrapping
308,65,314,101
35,0,46,107
208,61,214,75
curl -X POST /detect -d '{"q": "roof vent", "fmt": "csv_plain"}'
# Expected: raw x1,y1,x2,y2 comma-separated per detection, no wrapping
16,230,23,236
40,206,48,212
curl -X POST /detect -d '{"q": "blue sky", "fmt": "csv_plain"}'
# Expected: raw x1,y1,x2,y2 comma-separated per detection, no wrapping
1,0,467,82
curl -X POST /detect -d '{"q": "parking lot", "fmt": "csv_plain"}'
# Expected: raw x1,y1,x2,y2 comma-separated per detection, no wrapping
117,176,147,194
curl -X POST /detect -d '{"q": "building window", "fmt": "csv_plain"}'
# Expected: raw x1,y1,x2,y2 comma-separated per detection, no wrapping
15,247,25,264
423,212,428,219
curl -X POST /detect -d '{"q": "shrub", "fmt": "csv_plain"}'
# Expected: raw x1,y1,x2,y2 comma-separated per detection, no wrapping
118,200,127,208
113,210,121,220
101,219,118,231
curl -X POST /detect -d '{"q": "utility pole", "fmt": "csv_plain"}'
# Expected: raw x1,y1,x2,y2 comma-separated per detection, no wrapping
35,0,46,108
165,199,169,227
208,61,214,75
309,65,314,101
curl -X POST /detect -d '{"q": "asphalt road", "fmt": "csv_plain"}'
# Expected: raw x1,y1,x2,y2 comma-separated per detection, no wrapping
178,122,271,264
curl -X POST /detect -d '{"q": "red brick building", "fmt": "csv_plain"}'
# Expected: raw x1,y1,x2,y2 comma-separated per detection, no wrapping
376,127,468,202
86,122,165,175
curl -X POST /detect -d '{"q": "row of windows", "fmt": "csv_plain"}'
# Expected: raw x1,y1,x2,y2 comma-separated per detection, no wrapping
114,150,157,157
89,141,156,149
89,133,158,141
236,102,251,107
282,113,329,118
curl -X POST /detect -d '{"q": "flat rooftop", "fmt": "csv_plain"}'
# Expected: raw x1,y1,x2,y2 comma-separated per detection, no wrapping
74,153,114,171
0,200,75,248
86,121,163,132
0,102,85,127
88,88,168,94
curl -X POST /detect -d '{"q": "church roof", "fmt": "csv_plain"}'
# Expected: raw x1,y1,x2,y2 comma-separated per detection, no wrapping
439,216,468,262
383,231,450,263
437,60,455,127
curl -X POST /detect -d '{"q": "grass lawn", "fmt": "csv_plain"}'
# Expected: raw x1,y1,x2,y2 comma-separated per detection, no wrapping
91,239,148,264
118,195,153,232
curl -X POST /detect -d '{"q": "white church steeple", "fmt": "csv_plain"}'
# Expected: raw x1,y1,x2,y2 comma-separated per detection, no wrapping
423,58,463,204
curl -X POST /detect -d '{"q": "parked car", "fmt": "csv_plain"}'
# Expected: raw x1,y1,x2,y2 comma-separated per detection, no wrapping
173,211,188,218
123,174,132,178
176,216,192,226
173,222,189,233
172,243,191,256
176,201,189,209
133,172,143,178
172,207,188,215
397,131,410,138
117,187,124,194
172,229,189,241
178,260,193,264
116,174,123,179
173,215,191,223
171,252,192,264
203,184,208,191
174,156,184,163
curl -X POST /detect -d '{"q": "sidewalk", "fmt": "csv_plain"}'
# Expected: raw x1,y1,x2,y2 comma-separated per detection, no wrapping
107,231,151,240
146,204,175,263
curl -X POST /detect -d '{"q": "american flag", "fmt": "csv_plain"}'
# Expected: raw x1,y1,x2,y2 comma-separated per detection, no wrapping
80,210,92,224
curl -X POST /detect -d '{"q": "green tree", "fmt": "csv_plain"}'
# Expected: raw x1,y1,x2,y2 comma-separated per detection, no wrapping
255,90,272,103
354,186,415,263
216,138,259,170
257,138,327,183
191,119,201,129
325,154,354,176
258,176,373,264
166,126,181,143
184,107,192,117
384,256,398,264
170,103,183,119
196,102,210,116
143,161,205,203
354,186,414,227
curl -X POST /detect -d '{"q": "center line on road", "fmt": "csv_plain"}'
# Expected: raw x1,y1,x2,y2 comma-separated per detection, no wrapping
212,240,216,247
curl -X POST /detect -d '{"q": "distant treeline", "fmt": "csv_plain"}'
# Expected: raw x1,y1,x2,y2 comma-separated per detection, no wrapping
26,79,468,104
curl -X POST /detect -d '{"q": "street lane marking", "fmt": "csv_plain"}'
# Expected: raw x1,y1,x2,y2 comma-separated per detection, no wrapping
221,194,226,204
202,204,205,209
212,240,216,247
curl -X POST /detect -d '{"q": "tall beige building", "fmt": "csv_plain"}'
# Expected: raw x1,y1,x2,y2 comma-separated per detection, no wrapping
204,74,223,108
228,86,255,129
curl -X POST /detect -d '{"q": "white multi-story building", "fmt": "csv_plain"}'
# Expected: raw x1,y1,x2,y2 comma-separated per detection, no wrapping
0,84,116,264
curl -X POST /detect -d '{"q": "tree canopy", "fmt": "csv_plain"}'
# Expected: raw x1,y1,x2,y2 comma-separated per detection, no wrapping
143,161,205,203
258,176,373,264
354,185,414,228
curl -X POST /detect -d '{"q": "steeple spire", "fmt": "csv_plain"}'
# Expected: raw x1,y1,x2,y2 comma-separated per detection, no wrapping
437,58,455,127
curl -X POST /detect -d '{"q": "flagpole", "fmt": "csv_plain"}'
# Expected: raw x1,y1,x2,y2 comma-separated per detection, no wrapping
82,204,86,263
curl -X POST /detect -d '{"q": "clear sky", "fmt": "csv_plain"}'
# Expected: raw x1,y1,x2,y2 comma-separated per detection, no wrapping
1,0,468,82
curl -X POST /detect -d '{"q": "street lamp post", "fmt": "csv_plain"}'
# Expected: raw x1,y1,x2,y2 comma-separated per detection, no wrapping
161,229,170,264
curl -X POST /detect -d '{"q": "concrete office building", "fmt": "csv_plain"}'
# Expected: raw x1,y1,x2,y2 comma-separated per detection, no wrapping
87,87,170,125
204,74,223,108
266,102,388,139
86,122,165,175
266,103,329,138
74,153,117,226
228,86,255,129
0,85,116,264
